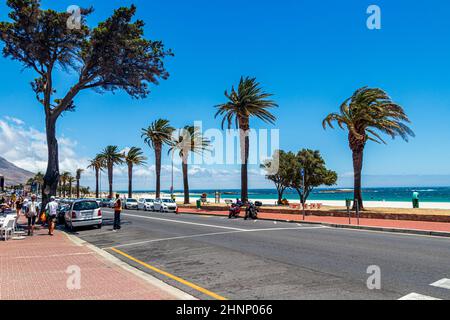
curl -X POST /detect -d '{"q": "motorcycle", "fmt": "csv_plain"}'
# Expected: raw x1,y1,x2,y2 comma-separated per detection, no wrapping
244,201,262,220
228,200,243,219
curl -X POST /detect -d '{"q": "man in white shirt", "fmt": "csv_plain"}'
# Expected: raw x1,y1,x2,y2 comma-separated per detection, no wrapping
45,196,58,236
26,195,38,236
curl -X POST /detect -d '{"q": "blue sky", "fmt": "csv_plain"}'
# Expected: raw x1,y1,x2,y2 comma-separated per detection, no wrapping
1,0,450,190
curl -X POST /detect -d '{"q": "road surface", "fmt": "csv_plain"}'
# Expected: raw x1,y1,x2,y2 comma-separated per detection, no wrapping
70,208,450,300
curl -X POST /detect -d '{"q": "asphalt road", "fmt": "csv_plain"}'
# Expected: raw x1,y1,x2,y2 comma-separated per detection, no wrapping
71,208,450,300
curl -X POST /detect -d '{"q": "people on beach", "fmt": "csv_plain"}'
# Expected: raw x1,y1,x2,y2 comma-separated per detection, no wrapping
45,196,58,236
113,194,122,231
26,195,38,236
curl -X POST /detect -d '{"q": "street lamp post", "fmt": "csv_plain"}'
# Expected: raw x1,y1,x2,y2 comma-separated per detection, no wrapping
301,168,306,221
171,149,175,200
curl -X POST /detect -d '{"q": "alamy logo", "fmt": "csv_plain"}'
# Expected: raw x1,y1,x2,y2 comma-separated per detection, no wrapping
66,265,81,290
67,5,82,30
366,265,381,290
367,5,382,30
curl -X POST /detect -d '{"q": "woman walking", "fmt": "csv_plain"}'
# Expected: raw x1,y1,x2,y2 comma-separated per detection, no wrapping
26,195,38,236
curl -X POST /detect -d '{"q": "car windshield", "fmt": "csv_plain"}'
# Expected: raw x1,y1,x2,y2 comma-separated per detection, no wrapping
146,199,154,202
73,201,99,211
128,199,137,203
162,199,174,203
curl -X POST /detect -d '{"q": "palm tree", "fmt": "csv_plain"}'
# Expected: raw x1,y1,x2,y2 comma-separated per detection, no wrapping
61,172,71,198
141,119,175,199
67,175,75,198
99,146,124,198
169,126,210,204
75,169,84,199
33,172,44,197
125,147,147,199
323,87,414,210
215,76,278,202
88,155,105,199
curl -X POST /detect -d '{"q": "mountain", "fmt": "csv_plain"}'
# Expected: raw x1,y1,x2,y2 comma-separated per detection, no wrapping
0,156,35,186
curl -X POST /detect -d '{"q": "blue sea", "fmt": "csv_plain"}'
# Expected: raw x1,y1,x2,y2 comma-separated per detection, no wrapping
132,187,450,203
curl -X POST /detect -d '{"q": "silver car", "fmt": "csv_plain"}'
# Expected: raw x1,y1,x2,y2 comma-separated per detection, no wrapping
64,199,102,231
137,198,155,211
153,199,178,213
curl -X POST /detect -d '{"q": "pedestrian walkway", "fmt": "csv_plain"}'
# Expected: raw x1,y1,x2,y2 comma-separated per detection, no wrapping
0,222,188,300
179,208,450,234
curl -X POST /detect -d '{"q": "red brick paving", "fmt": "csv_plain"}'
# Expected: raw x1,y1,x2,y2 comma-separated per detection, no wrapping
180,208,450,233
0,220,179,300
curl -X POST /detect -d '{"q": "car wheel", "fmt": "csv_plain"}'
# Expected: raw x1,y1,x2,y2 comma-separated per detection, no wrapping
97,224,102,229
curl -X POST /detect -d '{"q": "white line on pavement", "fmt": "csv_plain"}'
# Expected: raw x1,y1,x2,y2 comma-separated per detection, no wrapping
102,226,327,250
398,293,442,300
430,278,450,290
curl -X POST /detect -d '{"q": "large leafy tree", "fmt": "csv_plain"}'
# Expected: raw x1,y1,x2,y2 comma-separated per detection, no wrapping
169,126,210,204
87,155,105,199
0,0,172,207
141,119,174,199
215,76,278,202
323,87,414,209
261,150,297,205
290,149,338,205
125,147,147,199
99,146,124,198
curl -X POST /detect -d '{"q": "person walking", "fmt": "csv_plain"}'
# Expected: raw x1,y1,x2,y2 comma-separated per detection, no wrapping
113,194,122,231
26,195,38,236
14,196,24,229
45,196,58,236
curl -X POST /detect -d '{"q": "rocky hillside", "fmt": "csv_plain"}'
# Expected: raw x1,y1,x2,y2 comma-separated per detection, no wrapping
0,156,34,186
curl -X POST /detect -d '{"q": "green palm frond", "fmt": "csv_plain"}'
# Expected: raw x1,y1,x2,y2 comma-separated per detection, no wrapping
141,119,175,149
125,147,147,166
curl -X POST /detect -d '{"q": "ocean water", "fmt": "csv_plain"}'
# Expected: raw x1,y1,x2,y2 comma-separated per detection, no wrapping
168,187,450,203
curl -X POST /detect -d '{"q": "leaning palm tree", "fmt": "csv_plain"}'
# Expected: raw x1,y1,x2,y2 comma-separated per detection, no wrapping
169,126,210,204
87,155,105,199
67,175,75,199
125,147,147,198
60,172,71,198
215,76,278,202
75,169,84,199
141,119,175,199
99,146,124,199
323,87,414,210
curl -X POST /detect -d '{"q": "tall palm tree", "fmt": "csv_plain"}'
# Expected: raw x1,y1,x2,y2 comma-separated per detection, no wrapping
323,87,414,210
67,174,75,198
215,76,278,202
99,146,124,198
141,119,175,199
75,169,84,199
88,155,105,199
125,147,147,199
169,126,210,204
33,172,44,197
61,172,71,198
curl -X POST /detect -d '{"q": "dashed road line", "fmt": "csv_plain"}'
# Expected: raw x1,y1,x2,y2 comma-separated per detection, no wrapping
430,278,450,290
399,293,442,300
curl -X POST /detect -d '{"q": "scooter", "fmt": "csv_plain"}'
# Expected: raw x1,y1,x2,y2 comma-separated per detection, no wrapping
244,201,262,220
228,200,243,219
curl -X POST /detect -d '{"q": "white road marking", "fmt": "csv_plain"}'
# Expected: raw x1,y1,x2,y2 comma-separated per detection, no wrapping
399,293,441,300
430,278,450,290
102,226,327,250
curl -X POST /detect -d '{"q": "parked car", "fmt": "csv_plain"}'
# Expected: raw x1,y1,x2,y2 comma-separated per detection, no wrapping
64,199,102,231
138,198,155,211
100,198,111,208
153,199,178,213
57,203,71,225
124,198,138,210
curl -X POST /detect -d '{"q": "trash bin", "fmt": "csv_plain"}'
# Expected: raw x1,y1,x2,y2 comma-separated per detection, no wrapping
412,192,420,209
345,199,352,209
196,199,202,210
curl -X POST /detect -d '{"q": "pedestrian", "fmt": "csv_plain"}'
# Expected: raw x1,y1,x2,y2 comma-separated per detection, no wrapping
45,196,58,236
15,196,24,228
26,195,38,236
113,194,122,231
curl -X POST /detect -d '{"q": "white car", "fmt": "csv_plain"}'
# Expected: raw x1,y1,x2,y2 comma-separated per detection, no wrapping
153,199,178,213
64,199,102,231
124,198,138,210
137,198,155,211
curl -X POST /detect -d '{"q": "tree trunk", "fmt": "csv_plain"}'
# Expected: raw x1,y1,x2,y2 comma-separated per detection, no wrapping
76,180,80,199
63,182,66,198
42,116,59,211
352,149,364,210
95,169,99,199
128,163,133,199
58,181,62,197
155,144,162,199
182,161,189,204
108,163,113,199
239,121,250,203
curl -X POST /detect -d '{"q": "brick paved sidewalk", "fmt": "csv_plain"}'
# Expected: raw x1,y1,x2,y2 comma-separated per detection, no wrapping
180,208,450,233
0,221,189,300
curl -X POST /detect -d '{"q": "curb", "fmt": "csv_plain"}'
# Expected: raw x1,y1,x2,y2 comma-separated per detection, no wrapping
180,211,450,238
63,232,196,300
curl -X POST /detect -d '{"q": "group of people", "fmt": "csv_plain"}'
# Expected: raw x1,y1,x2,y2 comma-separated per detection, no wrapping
0,193,58,237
